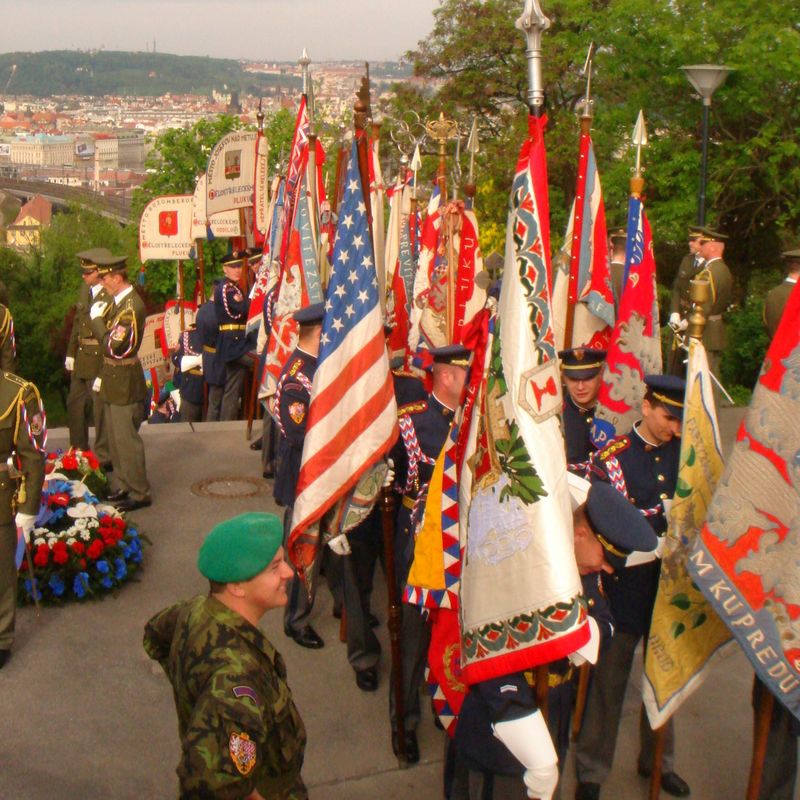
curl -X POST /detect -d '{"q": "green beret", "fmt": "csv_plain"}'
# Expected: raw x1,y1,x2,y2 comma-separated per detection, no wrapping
198,513,284,582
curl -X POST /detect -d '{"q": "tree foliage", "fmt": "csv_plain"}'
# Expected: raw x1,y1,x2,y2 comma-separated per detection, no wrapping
386,0,800,287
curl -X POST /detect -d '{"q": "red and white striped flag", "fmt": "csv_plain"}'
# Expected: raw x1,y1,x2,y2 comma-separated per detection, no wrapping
288,140,398,588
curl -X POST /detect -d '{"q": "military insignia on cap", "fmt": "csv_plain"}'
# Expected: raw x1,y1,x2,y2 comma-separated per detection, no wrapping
30,413,44,436
229,731,257,776
288,402,306,425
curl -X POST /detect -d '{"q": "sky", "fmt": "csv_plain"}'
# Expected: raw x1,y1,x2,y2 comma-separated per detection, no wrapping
0,0,439,62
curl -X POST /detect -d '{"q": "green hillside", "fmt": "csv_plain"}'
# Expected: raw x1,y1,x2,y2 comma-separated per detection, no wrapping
0,50,301,97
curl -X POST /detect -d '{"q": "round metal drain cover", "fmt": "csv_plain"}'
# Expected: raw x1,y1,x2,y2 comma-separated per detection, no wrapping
191,476,269,499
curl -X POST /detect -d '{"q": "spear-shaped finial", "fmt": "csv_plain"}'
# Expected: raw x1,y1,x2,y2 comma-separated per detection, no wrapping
577,42,595,121
632,109,648,176
515,0,551,115
410,143,422,201
299,48,311,97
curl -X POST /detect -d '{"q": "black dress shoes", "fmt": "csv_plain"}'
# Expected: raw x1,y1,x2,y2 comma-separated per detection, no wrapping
262,468,274,480
250,439,263,451
355,667,378,692
114,497,152,512
637,767,691,797
284,625,324,649
575,783,601,800
391,729,420,764
0,650,9,669
106,489,128,502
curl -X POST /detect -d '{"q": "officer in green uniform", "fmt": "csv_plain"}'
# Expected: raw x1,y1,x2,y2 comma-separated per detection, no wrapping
65,248,112,467
0,371,46,668
764,248,800,339
89,254,151,512
695,227,733,384
144,512,307,800
667,227,705,375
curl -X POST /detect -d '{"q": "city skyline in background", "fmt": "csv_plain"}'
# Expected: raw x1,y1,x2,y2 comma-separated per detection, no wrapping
0,0,438,62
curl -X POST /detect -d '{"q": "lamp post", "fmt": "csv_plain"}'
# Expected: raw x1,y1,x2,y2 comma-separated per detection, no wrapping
682,64,730,225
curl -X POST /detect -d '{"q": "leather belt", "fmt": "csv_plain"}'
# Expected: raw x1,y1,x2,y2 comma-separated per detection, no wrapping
104,356,139,366
219,324,246,332
79,337,99,346
203,345,216,353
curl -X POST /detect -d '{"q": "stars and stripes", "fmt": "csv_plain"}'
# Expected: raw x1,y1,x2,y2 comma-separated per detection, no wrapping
288,140,398,587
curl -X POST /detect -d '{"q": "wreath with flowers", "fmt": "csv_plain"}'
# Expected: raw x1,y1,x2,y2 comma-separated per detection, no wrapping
17,449,147,604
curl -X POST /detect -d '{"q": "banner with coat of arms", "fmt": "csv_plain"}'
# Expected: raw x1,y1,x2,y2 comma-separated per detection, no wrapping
206,131,258,217
139,195,193,262
191,175,241,240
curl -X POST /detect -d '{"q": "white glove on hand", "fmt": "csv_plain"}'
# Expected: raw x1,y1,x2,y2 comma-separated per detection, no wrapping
64,356,75,372
568,616,600,667
92,377,102,392
493,711,559,800
180,354,203,373
669,312,681,327
15,513,36,544
383,458,395,488
89,300,109,320
328,533,351,556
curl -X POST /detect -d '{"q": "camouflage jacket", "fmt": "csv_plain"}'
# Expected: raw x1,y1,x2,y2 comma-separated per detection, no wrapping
144,596,307,800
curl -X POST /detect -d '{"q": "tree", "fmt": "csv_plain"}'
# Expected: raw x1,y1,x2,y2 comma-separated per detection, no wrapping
390,0,800,286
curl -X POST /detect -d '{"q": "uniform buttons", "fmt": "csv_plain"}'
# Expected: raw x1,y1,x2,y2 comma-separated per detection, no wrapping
660,493,668,500
657,474,665,482
588,598,595,607
655,456,661,463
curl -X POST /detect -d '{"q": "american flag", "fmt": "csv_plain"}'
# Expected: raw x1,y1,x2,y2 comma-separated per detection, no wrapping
288,140,398,585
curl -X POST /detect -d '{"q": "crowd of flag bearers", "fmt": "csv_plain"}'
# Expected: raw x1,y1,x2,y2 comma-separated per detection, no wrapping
113,22,800,800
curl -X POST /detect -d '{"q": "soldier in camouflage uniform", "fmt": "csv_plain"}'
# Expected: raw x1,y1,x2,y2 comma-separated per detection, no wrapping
89,255,151,512
65,248,112,465
0,370,46,668
144,512,306,799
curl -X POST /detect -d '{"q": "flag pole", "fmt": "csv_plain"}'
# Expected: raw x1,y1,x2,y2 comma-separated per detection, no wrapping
177,260,185,331
196,239,206,304
564,42,595,350
746,683,774,800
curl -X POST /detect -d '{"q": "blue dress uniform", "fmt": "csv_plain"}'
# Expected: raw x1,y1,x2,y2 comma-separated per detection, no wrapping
195,298,225,421
171,328,204,423
575,376,689,799
215,253,256,421
558,348,606,477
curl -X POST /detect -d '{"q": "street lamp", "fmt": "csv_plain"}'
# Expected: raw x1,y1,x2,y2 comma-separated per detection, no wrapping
682,64,731,225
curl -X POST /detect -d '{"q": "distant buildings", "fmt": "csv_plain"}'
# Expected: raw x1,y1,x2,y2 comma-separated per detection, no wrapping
5,194,52,250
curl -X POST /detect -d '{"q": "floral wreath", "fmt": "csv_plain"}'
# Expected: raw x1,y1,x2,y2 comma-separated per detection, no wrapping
18,449,147,604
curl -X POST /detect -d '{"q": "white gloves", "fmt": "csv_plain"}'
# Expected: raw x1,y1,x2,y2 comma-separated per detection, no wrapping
92,377,102,392
668,312,688,331
328,533,351,556
15,513,36,544
493,710,559,800
64,356,75,372
568,616,600,667
383,458,395,488
90,300,109,320
180,354,203,373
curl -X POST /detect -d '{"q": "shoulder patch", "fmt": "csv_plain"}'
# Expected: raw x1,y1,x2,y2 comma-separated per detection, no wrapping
229,731,257,776
398,399,427,418
287,358,305,377
597,436,630,461
232,685,259,705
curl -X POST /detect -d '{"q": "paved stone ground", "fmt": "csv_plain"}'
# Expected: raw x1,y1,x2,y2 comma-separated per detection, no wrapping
0,410,781,799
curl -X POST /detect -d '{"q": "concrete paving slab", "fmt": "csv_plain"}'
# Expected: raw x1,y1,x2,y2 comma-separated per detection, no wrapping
0,409,785,799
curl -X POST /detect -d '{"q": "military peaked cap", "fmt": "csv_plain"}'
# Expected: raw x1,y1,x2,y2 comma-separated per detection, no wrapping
293,301,325,325
559,347,607,381
430,344,471,367
76,247,114,271
644,374,686,419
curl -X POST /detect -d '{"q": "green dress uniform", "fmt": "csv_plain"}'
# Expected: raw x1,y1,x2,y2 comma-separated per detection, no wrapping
696,255,733,376
0,372,46,652
764,278,797,339
669,252,704,319
144,595,307,800
90,286,151,503
66,281,112,460
0,304,17,373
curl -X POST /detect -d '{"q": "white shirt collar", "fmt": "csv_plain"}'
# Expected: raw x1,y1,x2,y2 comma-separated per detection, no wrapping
90,284,103,298
114,285,134,305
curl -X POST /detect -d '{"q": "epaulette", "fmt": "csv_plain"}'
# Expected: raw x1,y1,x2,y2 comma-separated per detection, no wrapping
287,358,305,378
596,435,630,461
392,367,419,379
398,399,427,418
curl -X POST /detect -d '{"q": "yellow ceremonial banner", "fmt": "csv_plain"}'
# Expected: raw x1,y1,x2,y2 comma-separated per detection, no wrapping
643,338,734,729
